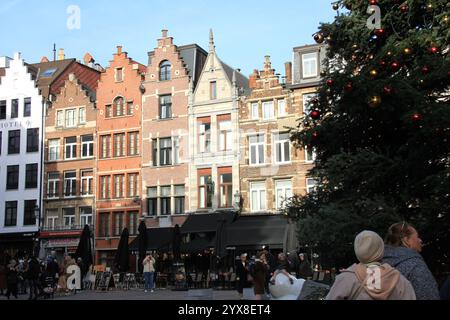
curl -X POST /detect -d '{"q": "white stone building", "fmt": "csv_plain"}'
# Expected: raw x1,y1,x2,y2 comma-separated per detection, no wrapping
0,53,44,258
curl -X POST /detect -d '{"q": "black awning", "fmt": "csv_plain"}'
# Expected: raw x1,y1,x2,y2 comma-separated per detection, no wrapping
180,211,236,234
226,214,290,250
130,227,173,252
181,236,216,253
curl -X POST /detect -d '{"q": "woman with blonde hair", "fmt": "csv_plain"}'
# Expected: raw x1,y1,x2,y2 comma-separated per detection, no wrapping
383,222,440,300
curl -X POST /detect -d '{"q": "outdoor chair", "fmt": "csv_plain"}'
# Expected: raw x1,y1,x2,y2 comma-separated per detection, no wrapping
134,273,144,289
113,274,122,290
209,273,217,288
195,273,204,289
228,273,237,290
188,273,196,289
156,273,168,289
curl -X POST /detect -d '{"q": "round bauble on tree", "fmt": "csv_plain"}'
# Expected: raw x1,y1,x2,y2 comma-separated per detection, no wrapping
400,4,409,13
314,33,324,44
391,61,400,71
326,79,334,87
374,29,385,37
428,46,439,54
332,3,339,10
411,113,422,122
383,86,393,95
345,2,352,10
310,110,321,120
312,132,319,139
421,66,430,75
379,60,387,68
344,82,354,93
369,0,377,5
370,69,378,77
368,95,382,108
403,47,412,55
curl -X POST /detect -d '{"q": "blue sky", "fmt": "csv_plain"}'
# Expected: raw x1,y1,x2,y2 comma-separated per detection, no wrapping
0,0,335,76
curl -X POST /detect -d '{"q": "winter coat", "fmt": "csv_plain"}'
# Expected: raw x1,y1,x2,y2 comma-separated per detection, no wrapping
298,261,313,279
27,258,40,280
326,263,416,300
253,260,268,295
383,246,440,300
6,267,18,285
440,276,450,300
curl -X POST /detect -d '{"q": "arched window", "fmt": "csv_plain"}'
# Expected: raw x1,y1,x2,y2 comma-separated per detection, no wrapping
114,97,125,117
159,60,171,81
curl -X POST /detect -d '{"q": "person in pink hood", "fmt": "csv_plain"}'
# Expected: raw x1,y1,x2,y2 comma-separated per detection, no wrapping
326,230,416,300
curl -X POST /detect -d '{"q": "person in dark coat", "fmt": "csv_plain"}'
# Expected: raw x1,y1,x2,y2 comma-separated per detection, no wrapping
235,254,249,299
5,260,19,299
0,261,7,296
297,253,313,279
383,222,440,300
27,256,41,300
253,252,269,300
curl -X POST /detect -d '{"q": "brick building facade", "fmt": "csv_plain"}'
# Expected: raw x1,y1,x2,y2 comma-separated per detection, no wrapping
95,46,145,267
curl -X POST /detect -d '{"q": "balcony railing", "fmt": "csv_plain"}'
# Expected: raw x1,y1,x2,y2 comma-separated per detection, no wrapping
41,224,93,232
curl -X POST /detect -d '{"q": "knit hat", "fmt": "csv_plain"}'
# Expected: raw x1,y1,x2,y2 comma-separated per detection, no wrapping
354,231,384,264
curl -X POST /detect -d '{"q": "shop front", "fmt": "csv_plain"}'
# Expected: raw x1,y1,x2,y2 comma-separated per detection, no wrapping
0,232,39,262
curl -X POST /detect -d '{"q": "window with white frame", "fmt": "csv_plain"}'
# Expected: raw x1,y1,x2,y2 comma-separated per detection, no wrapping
46,215,58,230
160,138,172,166
218,120,232,151
173,137,180,165
64,171,77,197
262,101,275,120
56,111,64,127
65,136,77,160
302,52,318,78
63,208,76,228
275,179,293,210
79,107,86,124
249,135,265,165
278,99,287,117
81,170,93,196
81,135,93,158
114,175,125,198
174,185,185,214
148,187,157,216
250,182,266,212
306,178,318,194
302,93,317,115
198,120,211,153
65,109,76,127
305,147,317,163
251,103,259,119
80,207,93,226
160,186,171,216
128,173,139,198
47,172,59,198
48,139,60,161
274,133,291,164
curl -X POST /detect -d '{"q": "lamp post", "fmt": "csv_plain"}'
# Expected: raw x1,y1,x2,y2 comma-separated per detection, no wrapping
234,191,242,213
33,205,41,258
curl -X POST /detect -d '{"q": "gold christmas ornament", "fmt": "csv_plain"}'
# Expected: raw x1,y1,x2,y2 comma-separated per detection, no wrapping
403,47,412,55
370,69,378,77
368,95,382,108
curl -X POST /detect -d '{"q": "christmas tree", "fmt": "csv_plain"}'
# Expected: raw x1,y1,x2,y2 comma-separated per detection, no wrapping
286,0,450,276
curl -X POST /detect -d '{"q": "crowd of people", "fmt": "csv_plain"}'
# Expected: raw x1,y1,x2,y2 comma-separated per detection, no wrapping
233,221,449,300
0,253,89,300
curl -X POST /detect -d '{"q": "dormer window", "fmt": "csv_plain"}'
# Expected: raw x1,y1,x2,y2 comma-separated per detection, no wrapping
159,60,171,81
302,52,318,78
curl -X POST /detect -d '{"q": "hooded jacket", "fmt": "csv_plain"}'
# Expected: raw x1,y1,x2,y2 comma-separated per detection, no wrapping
383,246,440,300
325,263,416,300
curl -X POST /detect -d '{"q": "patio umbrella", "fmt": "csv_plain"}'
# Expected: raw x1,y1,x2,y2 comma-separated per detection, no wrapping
137,221,147,273
214,217,228,260
114,228,130,273
75,225,93,278
172,224,182,262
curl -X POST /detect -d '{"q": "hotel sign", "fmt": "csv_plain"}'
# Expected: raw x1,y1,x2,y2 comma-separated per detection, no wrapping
0,120,34,129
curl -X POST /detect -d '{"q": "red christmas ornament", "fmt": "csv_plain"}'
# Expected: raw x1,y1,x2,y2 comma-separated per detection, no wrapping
391,61,400,71
314,33,324,44
411,113,422,122
421,66,430,75
374,29,385,37
379,60,387,68
369,0,377,5
326,79,334,86
383,86,393,95
344,82,354,93
310,110,320,120
312,132,319,138
400,4,409,13
428,46,439,54
345,2,352,10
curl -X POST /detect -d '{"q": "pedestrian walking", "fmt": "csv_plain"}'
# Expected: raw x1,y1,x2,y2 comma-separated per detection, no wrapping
326,231,416,300
5,259,19,299
27,256,41,300
235,253,250,299
253,251,269,300
143,254,156,292
383,222,440,300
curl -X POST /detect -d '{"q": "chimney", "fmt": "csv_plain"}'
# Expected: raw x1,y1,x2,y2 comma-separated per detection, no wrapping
13,52,21,60
83,52,94,65
117,46,123,55
58,48,65,60
68,73,76,82
40,56,50,63
249,69,259,89
162,29,168,38
285,62,292,85
264,55,271,71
